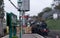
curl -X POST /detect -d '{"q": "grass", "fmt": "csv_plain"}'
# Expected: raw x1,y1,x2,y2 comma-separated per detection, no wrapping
46,19,60,30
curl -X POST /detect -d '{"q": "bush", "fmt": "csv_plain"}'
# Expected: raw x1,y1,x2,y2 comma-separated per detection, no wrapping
12,36,18,38
46,19,60,30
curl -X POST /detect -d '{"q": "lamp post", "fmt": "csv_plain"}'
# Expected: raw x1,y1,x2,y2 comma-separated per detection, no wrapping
18,0,23,38
18,0,30,38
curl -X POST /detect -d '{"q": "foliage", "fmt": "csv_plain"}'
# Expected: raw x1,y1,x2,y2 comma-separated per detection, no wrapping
12,36,18,38
54,4,60,10
0,0,4,18
38,12,44,17
38,7,52,17
43,7,52,12
46,19,60,30
0,0,3,5
32,16,38,18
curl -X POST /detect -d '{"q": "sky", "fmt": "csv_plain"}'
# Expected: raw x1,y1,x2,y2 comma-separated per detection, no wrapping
4,0,53,19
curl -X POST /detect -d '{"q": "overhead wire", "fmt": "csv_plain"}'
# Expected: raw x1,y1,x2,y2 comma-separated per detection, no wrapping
9,0,19,10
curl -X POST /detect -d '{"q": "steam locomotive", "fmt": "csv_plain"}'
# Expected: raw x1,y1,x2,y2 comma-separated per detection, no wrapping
31,21,49,36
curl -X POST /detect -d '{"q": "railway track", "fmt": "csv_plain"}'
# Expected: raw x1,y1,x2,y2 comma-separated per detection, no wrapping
43,30,60,38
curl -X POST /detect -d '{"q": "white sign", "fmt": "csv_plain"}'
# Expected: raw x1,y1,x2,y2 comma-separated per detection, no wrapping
53,13,58,19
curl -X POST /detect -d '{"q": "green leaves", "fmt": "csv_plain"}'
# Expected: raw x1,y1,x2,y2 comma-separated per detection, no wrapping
0,0,3,5
12,36,18,38
38,7,52,17
54,4,60,10
43,7,52,12
0,0,4,18
38,12,44,17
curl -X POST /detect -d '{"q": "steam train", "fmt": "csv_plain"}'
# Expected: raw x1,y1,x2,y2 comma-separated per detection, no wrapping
31,21,49,36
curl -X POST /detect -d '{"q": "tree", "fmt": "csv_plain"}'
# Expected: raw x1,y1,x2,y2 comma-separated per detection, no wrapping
43,7,52,12
0,0,4,36
54,4,60,10
0,0,3,5
38,7,52,17
0,0,4,18
38,12,44,17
